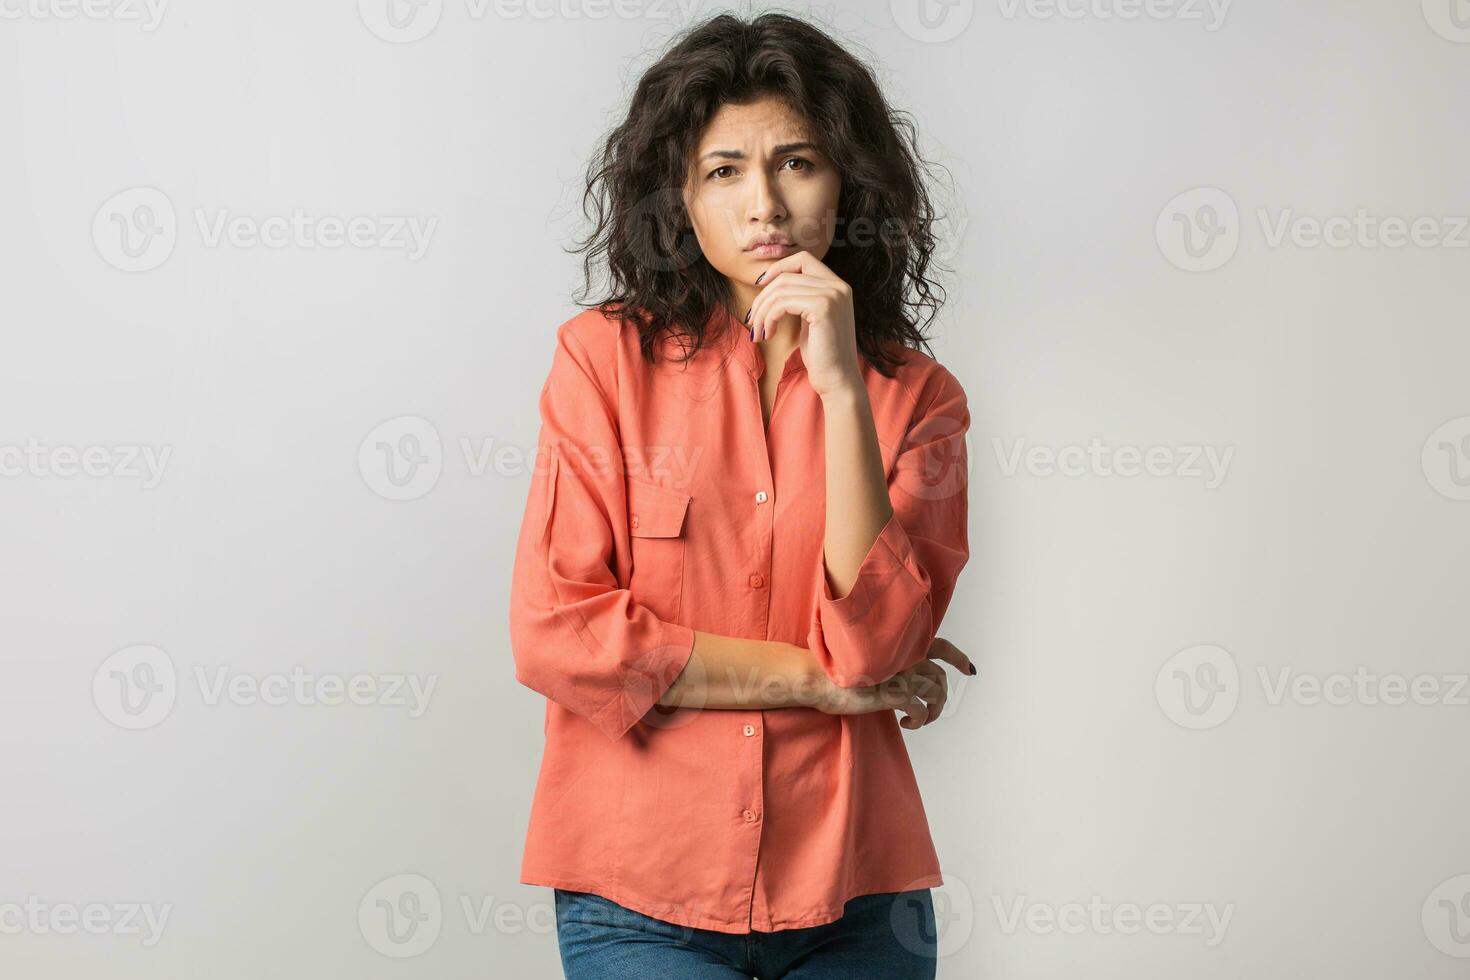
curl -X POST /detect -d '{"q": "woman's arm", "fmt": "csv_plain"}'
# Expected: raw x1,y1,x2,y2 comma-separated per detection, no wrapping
659,632,977,729
808,369,971,689
818,383,892,602
743,251,971,691
657,632,826,710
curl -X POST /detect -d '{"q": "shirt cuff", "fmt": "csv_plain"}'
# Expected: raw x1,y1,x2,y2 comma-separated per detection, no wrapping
588,619,697,741
810,511,932,686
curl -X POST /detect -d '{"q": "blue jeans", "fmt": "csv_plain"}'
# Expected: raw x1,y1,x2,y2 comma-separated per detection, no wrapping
553,887,938,979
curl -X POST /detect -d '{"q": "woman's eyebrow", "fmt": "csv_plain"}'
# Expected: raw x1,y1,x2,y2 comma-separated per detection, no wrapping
698,141,820,162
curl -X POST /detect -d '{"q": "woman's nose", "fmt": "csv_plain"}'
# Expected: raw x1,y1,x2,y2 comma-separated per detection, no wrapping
746,170,784,222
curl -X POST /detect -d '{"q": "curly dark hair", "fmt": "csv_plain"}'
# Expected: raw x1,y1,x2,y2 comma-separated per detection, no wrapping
568,11,953,378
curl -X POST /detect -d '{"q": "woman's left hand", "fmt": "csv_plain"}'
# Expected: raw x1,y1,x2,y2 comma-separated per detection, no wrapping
746,250,863,398
809,635,975,729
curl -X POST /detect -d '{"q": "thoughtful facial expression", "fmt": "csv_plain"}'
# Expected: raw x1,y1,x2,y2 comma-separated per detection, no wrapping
682,96,843,288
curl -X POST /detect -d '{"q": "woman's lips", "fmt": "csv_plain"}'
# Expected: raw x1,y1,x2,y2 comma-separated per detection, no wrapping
747,242,795,258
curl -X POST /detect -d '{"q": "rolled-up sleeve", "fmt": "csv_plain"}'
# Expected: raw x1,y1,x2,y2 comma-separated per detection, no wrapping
806,370,970,687
507,315,696,741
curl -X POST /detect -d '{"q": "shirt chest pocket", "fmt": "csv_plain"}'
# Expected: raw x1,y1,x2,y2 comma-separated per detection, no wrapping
626,476,691,623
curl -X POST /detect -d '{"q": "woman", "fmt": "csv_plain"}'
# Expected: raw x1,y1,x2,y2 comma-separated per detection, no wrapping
508,12,974,978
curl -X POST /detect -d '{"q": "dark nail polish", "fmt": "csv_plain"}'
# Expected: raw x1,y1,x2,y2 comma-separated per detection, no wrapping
755,271,765,284
744,308,751,323
968,663,977,675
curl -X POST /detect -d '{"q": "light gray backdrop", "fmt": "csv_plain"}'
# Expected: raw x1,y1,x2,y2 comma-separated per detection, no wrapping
2,1,1468,977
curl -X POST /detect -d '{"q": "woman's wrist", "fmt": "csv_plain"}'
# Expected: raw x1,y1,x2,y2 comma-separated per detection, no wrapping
814,376,867,409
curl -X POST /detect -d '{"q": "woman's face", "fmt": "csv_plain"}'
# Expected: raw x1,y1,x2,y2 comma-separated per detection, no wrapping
682,96,842,291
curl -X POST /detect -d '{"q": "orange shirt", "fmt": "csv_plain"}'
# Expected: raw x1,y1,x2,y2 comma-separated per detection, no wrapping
508,304,970,934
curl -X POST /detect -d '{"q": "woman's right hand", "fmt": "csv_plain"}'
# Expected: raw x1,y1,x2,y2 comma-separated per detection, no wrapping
814,637,975,729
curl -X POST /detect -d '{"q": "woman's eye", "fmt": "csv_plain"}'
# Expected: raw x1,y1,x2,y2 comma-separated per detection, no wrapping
708,158,814,180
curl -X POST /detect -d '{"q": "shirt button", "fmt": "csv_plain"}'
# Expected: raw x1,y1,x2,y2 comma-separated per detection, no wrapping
743,809,758,822
742,724,755,736
630,514,639,528
749,573,764,588
755,491,768,504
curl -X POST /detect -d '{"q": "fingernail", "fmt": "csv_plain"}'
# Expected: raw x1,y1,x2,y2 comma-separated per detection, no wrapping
968,663,977,675
744,308,751,323
755,271,765,284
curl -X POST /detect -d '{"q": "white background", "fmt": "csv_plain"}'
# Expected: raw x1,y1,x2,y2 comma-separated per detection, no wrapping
2,1,1469,977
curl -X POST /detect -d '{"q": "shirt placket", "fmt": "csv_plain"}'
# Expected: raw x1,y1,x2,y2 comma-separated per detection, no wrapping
738,346,805,931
